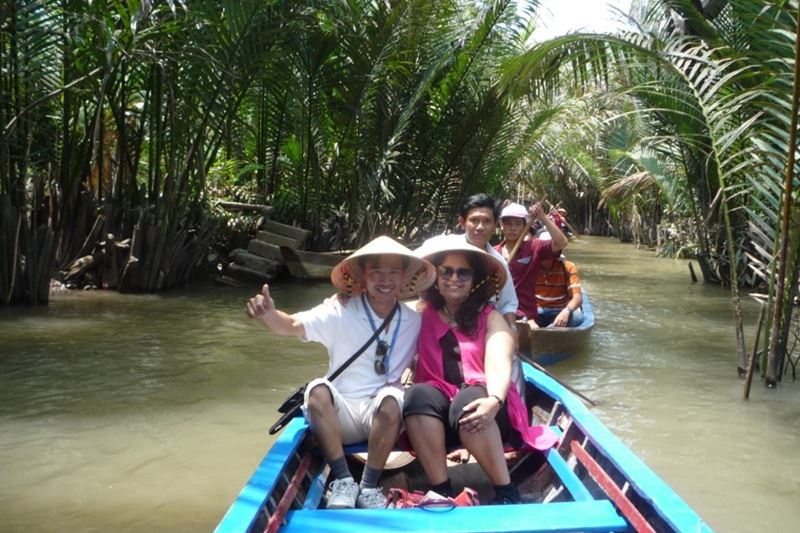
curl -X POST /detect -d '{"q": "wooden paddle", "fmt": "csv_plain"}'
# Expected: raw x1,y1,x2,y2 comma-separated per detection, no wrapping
518,351,597,406
505,196,546,263
505,217,534,263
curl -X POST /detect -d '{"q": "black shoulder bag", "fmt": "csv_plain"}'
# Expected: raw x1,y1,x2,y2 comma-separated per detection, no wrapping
268,302,400,435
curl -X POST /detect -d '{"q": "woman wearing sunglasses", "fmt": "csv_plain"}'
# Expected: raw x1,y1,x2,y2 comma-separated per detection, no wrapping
404,235,558,505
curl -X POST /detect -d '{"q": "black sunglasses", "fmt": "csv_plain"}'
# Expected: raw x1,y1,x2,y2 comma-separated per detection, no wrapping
437,265,473,282
374,339,388,375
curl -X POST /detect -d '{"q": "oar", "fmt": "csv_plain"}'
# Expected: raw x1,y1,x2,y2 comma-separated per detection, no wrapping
518,352,596,406
506,196,546,263
506,218,534,263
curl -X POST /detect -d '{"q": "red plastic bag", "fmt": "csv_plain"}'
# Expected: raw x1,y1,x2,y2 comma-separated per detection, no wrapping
452,487,479,507
386,487,479,509
386,488,426,509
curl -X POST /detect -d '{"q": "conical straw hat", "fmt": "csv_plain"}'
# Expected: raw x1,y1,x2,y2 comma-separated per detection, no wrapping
413,234,507,288
330,236,436,300
351,451,416,470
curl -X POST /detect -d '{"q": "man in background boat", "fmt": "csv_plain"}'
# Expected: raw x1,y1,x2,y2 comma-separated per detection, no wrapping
246,236,436,510
456,194,519,332
494,201,569,329
534,253,584,327
554,207,575,237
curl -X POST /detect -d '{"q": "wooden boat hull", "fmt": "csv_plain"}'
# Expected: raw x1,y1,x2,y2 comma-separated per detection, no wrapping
279,247,347,280
520,292,595,366
215,362,711,533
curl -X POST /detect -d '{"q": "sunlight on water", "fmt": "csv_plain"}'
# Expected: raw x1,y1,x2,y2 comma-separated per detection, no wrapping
1,237,798,532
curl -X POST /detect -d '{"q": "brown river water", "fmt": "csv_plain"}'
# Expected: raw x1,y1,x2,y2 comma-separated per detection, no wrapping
1,236,798,532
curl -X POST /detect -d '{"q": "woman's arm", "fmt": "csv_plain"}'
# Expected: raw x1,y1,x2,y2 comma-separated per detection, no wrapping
459,310,513,434
483,309,514,402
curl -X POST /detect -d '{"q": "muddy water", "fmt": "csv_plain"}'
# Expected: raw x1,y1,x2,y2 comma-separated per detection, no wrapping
1,236,797,532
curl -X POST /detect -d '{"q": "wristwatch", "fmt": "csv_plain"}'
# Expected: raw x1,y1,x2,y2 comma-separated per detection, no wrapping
490,394,505,408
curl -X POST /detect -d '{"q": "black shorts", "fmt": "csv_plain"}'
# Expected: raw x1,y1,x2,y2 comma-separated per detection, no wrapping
403,383,521,448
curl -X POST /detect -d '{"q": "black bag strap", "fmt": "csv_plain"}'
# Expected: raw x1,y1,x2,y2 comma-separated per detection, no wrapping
327,301,399,382
268,300,400,435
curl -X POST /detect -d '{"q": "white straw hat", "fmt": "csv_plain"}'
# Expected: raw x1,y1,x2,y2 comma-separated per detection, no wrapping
413,234,507,288
330,236,436,300
352,451,416,470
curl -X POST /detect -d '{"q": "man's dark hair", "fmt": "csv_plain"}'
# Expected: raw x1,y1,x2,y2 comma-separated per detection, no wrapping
459,193,499,220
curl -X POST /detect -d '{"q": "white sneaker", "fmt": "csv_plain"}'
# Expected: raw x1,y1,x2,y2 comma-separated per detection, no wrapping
356,486,387,509
327,478,359,509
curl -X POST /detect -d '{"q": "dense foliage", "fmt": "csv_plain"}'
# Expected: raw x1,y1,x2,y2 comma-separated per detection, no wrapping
2,0,553,298
1,0,797,384
501,0,799,381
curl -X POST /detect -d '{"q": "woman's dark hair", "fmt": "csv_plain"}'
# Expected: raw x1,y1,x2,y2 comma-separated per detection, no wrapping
423,251,494,337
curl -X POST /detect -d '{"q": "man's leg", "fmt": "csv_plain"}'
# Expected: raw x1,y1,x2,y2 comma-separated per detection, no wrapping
365,395,401,472
306,383,345,462
535,308,558,327
357,395,402,509
305,381,359,509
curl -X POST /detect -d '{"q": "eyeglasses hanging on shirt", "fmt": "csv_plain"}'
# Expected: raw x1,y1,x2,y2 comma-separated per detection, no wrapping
374,340,389,375
362,294,402,376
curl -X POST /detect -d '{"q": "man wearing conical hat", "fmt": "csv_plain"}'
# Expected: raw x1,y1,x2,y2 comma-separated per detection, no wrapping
246,236,435,510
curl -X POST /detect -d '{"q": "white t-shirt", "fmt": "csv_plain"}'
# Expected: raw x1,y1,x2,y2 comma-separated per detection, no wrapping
295,297,421,399
483,242,518,316
456,233,518,316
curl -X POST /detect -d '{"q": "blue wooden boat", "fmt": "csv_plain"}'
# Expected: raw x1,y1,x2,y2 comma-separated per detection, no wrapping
215,363,711,533
521,292,595,366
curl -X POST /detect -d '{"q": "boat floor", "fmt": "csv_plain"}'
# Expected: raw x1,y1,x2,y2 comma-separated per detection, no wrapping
346,448,551,505
271,443,629,533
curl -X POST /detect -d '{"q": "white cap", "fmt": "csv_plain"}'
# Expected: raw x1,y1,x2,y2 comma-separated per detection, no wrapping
499,202,529,221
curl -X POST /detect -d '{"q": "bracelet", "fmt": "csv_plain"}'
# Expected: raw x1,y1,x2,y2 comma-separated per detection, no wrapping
489,394,505,408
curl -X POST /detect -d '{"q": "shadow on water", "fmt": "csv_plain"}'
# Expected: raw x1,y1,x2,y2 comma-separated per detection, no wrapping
1,236,798,532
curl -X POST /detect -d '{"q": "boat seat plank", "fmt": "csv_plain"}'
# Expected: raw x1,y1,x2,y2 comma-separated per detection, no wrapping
303,464,329,510
545,448,594,502
282,500,629,533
